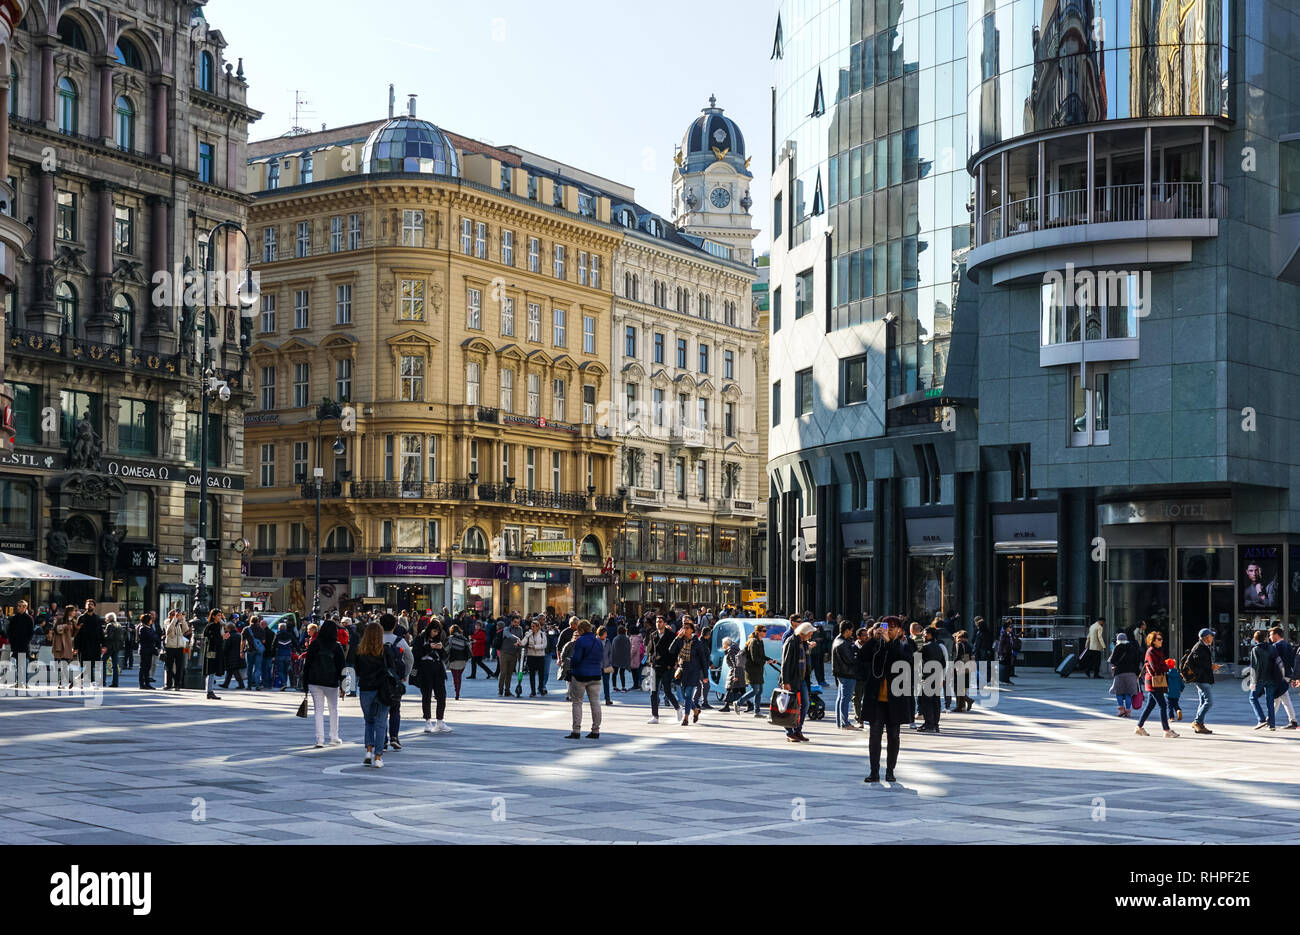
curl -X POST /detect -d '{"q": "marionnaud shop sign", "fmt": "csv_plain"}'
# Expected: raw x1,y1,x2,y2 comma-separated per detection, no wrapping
370,559,449,577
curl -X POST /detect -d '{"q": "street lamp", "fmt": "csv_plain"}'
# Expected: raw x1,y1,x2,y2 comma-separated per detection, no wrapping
192,220,257,620
312,398,344,621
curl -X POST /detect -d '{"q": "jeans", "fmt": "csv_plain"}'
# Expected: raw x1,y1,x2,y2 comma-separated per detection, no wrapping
359,689,389,751
309,684,341,743
261,653,274,688
540,654,551,692
388,687,402,742
1138,688,1169,730
245,650,263,689
785,685,810,737
836,677,857,727
601,671,612,704
1250,683,1277,728
105,650,122,686
738,675,765,716
568,678,602,732
275,656,292,689
651,667,679,717
418,664,447,721
679,678,700,714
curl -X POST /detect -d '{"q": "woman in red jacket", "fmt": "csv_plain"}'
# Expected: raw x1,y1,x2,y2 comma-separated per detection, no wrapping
1134,631,1177,738
469,623,496,679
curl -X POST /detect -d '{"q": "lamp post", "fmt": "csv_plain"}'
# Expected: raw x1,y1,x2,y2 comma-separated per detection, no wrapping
312,398,344,621
192,220,257,620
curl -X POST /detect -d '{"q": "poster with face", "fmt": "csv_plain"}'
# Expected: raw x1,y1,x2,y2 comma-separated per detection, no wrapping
1239,545,1281,613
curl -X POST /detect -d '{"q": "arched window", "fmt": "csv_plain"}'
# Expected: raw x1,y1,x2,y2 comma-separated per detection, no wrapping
624,271,631,298
324,526,354,552
115,38,143,70
580,534,602,563
56,77,77,134
197,51,214,92
56,282,78,335
57,17,88,51
462,526,488,555
114,293,134,346
115,95,135,151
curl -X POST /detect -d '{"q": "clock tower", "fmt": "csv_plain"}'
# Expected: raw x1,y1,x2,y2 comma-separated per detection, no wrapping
671,95,757,265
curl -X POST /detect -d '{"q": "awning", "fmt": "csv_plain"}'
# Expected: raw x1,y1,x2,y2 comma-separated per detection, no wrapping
1011,595,1058,612
0,552,100,581
993,540,1059,553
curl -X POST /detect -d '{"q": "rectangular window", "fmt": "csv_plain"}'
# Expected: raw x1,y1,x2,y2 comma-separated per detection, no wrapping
551,451,562,491
381,521,393,551
400,279,425,321
697,398,709,431
466,361,480,405
796,368,814,416
183,411,220,466
335,359,352,402
527,303,541,342
467,287,482,329
428,435,439,482
260,366,276,410
293,441,308,483
653,388,664,427
402,210,425,247
676,338,687,369
552,308,566,347
400,434,423,484
528,237,539,272
653,455,664,490
293,289,309,329
347,213,361,250
335,283,352,324
625,382,639,423
553,244,565,279
475,221,487,258
260,294,276,333
500,367,514,412
266,163,279,190
113,205,134,254
527,373,540,417
842,354,867,405
526,448,536,489
300,155,313,184
9,383,40,445
501,296,515,336
724,349,734,380
400,355,424,401
578,250,588,286
552,379,566,420
625,325,637,358
56,190,76,241
653,332,665,364
501,230,514,266
255,524,276,552
795,268,814,319
583,315,596,354
259,444,275,487
582,384,595,424
296,220,310,257
198,142,213,183
553,182,565,207
772,380,782,426
116,398,155,455
330,215,344,252
293,363,310,408
698,343,709,374
460,218,472,254
262,225,277,262
589,254,599,289
772,286,782,331
773,193,783,239
500,163,512,191
675,459,686,498
696,460,708,499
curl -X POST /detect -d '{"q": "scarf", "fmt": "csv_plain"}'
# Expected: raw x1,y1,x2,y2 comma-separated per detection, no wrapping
676,635,695,667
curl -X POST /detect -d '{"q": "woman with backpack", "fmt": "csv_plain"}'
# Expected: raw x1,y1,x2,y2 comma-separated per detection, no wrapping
414,619,453,734
1108,632,1141,717
1133,631,1177,737
355,622,399,768
303,620,346,747
445,624,471,700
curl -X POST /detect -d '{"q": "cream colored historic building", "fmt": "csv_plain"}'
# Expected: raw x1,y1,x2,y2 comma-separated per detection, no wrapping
1,1,257,617
242,102,626,618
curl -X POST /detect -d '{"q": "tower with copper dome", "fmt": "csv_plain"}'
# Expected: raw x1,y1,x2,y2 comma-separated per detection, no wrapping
671,95,757,265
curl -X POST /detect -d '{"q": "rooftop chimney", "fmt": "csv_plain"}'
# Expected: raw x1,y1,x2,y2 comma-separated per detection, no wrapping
407,94,417,118
388,84,395,119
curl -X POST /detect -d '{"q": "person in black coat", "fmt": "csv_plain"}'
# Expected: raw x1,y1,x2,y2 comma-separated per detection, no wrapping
645,616,681,720
136,613,160,689
916,627,945,733
303,620,346,746
73,599,105,686
219,623,247,689
200,610,226,700
413,620,453,733
860,617,912,783
6,600,34,689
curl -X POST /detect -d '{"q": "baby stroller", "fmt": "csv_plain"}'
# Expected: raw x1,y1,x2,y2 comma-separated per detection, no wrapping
807,683,826,720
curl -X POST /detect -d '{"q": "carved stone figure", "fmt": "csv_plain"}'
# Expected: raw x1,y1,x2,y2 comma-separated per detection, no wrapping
66,419,103,472
46,527,69,566
100,528,121,567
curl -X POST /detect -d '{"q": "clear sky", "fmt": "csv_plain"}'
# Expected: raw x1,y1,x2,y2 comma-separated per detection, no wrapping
216,0,780,253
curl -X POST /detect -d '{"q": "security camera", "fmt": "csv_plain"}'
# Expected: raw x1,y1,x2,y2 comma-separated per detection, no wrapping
218,384,231,402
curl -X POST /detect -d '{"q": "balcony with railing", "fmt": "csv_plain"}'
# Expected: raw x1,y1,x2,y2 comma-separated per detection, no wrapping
9,326,189,379
300,481,343,499
349,480,470,500
970,123,1225,283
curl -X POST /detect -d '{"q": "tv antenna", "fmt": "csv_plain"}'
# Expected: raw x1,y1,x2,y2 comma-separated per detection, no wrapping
285,90,314,136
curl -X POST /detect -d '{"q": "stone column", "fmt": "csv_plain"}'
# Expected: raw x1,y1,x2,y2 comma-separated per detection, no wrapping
151,80,169,157
38,39,53,126
98,58,114,145
26,168,59,333
142,193,173,351
86,180,117,344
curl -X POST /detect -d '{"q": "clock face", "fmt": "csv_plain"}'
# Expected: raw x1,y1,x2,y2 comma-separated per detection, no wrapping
710,187,731,208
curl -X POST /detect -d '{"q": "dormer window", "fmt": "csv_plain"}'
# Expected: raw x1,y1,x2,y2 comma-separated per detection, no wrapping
618,209,634,228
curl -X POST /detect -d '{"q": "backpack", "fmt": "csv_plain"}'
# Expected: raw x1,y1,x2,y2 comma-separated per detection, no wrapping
733,645,748,673
1178,647,1197,683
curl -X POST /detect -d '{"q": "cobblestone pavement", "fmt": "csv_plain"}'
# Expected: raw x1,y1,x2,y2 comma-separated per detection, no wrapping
0,666,1294,844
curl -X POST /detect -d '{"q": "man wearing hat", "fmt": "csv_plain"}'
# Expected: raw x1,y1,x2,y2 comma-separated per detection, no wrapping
780,622,816,742
1182,628,1220,734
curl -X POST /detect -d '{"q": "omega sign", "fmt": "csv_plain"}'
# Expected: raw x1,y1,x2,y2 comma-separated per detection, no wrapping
108,461,171,481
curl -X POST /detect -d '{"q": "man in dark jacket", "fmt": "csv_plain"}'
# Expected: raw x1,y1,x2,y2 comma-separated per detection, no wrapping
1249,629,1286,730
996,622,1019,684
564,620,603,739
73,599,105,688
860,618,911,783
6,600,34,690
831,621,860,730
668,618,710,726
136,616,160,689
1268,626,1298,729
779,622,815,742
644,616,680,723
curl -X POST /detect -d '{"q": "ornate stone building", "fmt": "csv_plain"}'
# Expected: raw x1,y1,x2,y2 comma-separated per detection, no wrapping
0,0,30,453
0,1,258,616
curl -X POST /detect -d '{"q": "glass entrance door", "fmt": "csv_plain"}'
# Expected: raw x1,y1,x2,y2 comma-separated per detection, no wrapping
1179,581,1235,666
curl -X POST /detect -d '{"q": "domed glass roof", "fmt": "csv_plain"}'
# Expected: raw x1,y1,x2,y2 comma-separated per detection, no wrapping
679,96,749,177
361,117,460,176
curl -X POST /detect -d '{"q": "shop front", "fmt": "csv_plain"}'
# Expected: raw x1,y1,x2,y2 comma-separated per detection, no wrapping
505,566,572,617
840,519,873,618
992,509,1059,628
580,572,613,617
370,558,448,615
0,535,36,612
111,545,158,619
451,560,508,617
717,577,743,611
905,514,954,622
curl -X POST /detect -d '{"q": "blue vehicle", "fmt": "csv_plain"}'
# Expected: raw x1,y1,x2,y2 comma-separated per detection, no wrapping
707,617,789,701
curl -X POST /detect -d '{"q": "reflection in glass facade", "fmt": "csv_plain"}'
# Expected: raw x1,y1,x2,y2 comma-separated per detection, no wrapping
774,0,972,398
967,0,1231,157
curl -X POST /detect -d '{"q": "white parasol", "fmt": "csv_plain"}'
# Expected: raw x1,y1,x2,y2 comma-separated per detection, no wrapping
0,551,101,581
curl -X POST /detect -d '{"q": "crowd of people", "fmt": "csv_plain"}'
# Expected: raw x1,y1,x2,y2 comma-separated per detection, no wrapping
2,598,1297,784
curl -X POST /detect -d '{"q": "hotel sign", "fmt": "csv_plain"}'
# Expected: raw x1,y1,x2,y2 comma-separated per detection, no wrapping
1100,499,1232,525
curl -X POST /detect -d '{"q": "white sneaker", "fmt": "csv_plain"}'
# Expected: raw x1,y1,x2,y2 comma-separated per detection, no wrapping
329,738,343,745
435,721,453,733
646,716,659,724
1164,729,1179,738
374,756,383,769
314,741,324,748
423,720,434,733
1134,726,1149,736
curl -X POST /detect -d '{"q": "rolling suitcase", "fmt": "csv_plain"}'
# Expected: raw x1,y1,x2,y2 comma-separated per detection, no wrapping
1056,653,1078,677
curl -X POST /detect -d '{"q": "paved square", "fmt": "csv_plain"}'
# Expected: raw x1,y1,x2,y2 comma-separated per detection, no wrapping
0,668,1294,844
